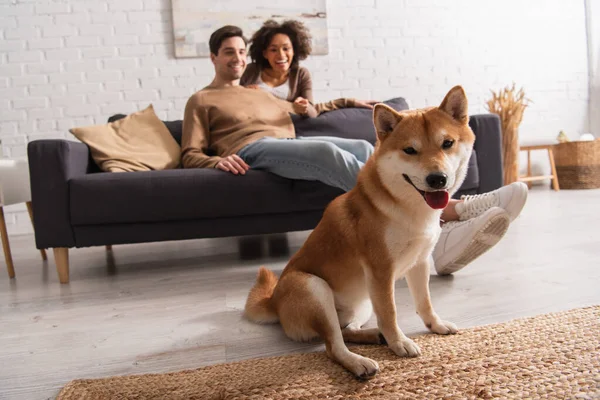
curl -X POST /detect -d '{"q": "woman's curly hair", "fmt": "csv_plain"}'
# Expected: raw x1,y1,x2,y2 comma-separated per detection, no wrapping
249,19,312,70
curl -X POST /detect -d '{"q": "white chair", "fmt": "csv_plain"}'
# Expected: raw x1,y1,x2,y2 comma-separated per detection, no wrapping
0,158,47,278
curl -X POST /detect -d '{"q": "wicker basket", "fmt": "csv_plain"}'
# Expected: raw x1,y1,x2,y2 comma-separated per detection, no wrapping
552,139,600,189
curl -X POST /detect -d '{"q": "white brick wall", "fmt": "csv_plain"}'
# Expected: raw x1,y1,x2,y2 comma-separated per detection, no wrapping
0,0,590,235
587,0,600,136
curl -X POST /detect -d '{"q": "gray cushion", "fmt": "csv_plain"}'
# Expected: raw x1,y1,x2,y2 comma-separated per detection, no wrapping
69,168,343,226
292,97,410,143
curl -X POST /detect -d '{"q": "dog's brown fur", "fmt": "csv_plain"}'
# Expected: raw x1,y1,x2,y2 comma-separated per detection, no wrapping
245,86,476,379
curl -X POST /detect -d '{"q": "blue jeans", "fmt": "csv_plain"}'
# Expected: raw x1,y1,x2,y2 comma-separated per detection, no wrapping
237,136,374,191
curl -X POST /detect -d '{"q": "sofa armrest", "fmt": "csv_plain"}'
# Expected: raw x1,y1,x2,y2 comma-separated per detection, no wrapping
469,114,503,193
28,140,94,249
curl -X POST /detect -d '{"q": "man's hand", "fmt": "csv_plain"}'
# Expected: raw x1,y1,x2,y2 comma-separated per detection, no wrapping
293,97,309,115
354,100,379,109
216,155,250,175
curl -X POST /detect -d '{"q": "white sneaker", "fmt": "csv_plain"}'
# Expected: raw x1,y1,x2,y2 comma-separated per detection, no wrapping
455,182,528,222
433,207,510,275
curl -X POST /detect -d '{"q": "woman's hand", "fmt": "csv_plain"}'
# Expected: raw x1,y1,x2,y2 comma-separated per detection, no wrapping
246,84,260,90
216,155,250,175
354,100,379,109
293,97,309,115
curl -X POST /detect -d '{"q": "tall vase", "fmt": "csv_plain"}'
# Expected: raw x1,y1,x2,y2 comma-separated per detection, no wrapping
486,84,530,185
502,120,520,185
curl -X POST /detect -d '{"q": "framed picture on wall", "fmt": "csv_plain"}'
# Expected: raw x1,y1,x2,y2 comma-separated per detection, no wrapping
171,0,329,58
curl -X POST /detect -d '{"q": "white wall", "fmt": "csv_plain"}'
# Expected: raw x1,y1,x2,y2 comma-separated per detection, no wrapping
586,0,600,136
0,0,590,234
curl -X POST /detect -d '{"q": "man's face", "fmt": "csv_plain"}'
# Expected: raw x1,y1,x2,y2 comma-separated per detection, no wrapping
211,36,247,81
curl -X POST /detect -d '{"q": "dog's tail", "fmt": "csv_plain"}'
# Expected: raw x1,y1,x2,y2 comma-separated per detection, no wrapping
244,266,279,324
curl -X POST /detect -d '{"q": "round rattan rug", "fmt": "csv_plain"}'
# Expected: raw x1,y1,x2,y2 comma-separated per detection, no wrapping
57,306,599,399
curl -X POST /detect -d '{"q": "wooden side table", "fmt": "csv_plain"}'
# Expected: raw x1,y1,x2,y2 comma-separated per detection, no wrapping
518,143,560,191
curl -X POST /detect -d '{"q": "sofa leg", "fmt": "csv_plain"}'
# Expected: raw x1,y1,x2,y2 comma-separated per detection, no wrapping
53,248,69,284
268,234,289,257
238,236,264,260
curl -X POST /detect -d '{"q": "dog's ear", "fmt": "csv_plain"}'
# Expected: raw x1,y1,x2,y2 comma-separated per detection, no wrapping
373,104,402,141
439,86,469,124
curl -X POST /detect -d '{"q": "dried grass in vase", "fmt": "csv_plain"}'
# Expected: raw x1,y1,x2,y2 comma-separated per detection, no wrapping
486,83,531,185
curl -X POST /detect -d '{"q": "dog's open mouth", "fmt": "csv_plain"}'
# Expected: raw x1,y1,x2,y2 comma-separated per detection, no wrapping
403,174,449,210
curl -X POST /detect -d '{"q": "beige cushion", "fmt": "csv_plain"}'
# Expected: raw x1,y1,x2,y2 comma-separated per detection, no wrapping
70,105,181,172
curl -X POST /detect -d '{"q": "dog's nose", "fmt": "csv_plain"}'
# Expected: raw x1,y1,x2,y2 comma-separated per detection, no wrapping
426,173,448,189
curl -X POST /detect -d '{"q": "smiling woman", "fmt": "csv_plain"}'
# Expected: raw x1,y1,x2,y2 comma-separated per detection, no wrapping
241,20,312,102
241,19,377,117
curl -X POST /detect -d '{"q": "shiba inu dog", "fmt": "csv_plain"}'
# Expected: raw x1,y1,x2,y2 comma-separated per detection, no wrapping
244,86,476,379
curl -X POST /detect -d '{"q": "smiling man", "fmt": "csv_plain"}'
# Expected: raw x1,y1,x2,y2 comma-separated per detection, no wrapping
181,25,528,276
181,25,298,171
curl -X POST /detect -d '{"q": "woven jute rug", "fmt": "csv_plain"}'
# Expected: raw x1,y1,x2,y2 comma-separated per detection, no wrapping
58,306,600,399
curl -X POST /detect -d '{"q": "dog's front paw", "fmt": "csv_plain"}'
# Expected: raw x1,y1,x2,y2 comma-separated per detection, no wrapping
389,337,421,357
343,353,380,380
427,319,458,335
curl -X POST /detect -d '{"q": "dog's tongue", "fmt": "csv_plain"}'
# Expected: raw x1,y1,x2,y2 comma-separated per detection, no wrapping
424,191,449,209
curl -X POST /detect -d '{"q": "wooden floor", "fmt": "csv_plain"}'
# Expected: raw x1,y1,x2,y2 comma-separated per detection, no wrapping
1,187,599,400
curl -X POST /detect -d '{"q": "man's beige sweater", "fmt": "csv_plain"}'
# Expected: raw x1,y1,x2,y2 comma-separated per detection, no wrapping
181,85,296,168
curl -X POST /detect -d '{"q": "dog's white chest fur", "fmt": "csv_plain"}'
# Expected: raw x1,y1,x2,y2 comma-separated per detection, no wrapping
384,217,441,279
